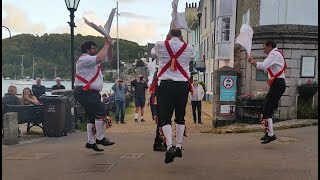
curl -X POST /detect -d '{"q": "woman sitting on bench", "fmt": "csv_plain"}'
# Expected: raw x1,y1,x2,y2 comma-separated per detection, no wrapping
20,87,40,106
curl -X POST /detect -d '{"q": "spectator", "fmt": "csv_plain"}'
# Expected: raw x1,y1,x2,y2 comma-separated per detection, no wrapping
32,78,46,99
20,87,40,106
2,85,21,107
189,79,204,124
52,77,66,90
111,79,128,124
131,75,148,122
102,93,108,103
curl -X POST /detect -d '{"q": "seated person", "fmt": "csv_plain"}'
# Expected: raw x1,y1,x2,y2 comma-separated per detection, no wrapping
20,87,40,106
107,92,115,102
2,85,21,136
2,85,21,107
52,77,66,90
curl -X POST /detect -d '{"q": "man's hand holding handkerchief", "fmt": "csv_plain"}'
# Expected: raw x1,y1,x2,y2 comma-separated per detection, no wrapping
235,24,253,57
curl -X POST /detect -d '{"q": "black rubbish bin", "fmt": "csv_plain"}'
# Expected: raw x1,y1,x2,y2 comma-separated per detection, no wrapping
39,95,67,137
51,89,75,132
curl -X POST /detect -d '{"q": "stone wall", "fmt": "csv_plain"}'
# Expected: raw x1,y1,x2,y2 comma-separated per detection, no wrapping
236,25,318,119
235,0,260,36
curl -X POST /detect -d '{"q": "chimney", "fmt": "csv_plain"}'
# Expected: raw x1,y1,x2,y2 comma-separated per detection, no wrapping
186,2,188,8
195,3,197,8
192,3,194,8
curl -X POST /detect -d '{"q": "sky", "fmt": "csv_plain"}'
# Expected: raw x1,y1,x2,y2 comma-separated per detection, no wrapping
2,0,197,45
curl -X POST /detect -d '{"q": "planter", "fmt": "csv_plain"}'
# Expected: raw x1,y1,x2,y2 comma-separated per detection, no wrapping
298,86,318,98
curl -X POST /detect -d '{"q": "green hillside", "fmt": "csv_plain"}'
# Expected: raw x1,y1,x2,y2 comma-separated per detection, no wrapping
2,33,146,79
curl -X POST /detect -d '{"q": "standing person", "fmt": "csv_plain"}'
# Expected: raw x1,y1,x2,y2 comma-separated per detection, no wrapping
189,79,204,124
149,15,195,163
111,79,129,124
131,75,148,122
248,40,287,144
52,77,66,90
74,37,115,152
32,78,46,99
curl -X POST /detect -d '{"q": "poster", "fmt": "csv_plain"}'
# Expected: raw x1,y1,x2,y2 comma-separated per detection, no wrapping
220,105,235,115
220,75,237,102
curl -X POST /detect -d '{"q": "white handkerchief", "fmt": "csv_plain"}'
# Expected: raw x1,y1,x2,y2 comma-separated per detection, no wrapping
235,24,253,56
169,0,191,32
83,8,116,37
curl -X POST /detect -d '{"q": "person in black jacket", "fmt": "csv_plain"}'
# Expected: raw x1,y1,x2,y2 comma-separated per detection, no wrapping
32,78,46,99
52,77,66,90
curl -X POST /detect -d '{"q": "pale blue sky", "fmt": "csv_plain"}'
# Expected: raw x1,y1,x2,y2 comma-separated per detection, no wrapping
2,0,196,45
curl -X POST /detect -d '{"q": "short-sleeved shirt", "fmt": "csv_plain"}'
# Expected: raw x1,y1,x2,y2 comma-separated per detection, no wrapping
52,84,66,90
32,85,46,99
74,54,107,91
153,37,195,82
131,79,148,98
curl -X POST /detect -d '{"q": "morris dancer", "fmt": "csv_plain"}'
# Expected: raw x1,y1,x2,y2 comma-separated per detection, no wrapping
74,37,115,151
150,0,194,163
248,40,287,144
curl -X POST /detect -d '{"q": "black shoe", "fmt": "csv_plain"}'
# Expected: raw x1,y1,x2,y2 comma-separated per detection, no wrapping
96,138,115,146
260,132,268,141
141,119,145,122
165,147,176,164
115,121,119,124
261,134,277,144
85,143,104,151
198,121,203,124
121,121,126,124
153,144,167,152
175,147,182,158
135,119,138,122
193,121,196,124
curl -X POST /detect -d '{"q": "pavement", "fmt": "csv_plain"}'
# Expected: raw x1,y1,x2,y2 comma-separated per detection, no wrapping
2,126,318,180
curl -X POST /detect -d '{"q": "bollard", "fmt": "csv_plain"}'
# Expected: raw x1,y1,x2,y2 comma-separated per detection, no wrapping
3,112,19,145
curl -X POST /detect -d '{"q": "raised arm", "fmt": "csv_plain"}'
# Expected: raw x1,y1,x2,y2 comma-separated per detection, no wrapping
96,37,112,64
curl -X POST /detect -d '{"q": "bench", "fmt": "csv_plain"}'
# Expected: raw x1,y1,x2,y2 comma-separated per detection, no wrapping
2,105,44,133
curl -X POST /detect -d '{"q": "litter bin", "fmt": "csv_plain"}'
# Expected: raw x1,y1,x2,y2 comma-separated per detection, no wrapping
51,89,75,131
39,95,67,137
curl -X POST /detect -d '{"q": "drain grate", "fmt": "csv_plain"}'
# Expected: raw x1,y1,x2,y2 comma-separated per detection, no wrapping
121,153,144,159
3,153,49,160
86,164,114,172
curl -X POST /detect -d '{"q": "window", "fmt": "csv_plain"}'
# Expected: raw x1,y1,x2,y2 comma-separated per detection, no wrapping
256,70,268,81
207,37,209,60
301,56,316,77
211,73,214,92
204,40,206,60
211,34,215,58
220,17,230,42
204,7,207,28
205,73,208,90
211,0,215,21
242,9,250,25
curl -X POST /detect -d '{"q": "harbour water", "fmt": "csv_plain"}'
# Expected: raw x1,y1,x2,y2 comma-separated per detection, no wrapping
1,80,114,97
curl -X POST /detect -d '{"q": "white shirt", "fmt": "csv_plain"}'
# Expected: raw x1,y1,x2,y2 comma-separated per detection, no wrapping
256,47,286,79
189,85,204,101
154,37,195,82
74,54,107,91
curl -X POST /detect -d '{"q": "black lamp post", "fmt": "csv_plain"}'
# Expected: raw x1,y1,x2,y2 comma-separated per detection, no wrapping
2,26,12,39
65,0,80,89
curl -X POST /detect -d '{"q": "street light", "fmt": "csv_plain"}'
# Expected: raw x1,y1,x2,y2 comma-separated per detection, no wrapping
65,0,80,89
2,26,12,39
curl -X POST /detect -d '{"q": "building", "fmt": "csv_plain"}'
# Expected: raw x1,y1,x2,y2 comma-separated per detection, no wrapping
234,0,318,119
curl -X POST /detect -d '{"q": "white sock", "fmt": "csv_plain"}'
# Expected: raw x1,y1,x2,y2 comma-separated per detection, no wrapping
134,113,138,120
95,119,105,140
162,125,173,150
176,124,185,148
267,118,274,136
141,116,144,120
87,123,95,144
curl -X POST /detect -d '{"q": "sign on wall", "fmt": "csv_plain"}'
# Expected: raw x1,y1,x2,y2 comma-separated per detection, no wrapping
220,105,235,115
220,75,237,102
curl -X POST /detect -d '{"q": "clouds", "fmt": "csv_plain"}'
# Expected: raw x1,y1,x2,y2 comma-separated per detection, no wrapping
2,2,170,45
2,3,47,34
